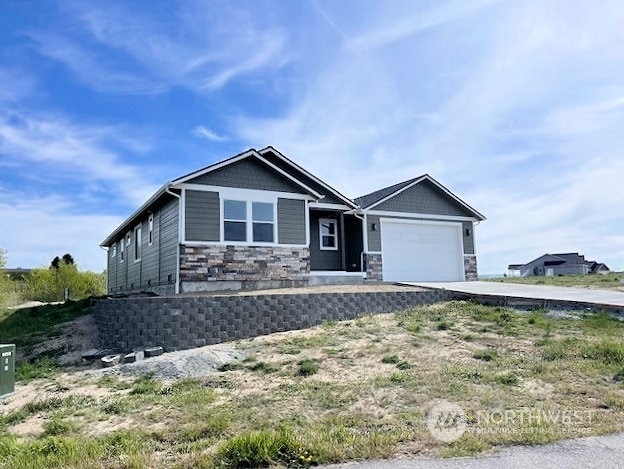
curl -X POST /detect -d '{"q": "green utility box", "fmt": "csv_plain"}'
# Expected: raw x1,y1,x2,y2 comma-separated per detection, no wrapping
0,344,15,397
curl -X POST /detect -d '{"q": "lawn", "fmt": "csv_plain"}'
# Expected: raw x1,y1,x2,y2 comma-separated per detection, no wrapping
487,272,624,289
1,301,624,468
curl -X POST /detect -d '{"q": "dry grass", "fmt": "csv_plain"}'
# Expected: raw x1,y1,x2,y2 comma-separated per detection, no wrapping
490,272,624,290
2,301,624,468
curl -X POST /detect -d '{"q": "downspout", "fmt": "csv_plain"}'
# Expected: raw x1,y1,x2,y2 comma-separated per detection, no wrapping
99,246,109,294
166,187,182,294
351,211,366,273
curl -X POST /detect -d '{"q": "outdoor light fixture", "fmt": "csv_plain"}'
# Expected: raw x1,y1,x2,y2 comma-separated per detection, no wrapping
371,223,377,231
465,228,471,236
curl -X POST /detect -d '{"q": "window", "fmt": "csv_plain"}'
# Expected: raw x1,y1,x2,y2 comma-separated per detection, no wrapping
111,244,117,258
148,214,154,246
134,225,142,261
224,200,247,242
126,232,131,246
319,218,337,250
252,202,274,243
223,199,276,243
120,240,125,262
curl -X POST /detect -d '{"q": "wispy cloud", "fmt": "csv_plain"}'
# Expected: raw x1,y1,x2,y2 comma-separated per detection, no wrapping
0,110,159,206
27,2,289,95
346,0,502,52
235,0,624,273
192,125,227,142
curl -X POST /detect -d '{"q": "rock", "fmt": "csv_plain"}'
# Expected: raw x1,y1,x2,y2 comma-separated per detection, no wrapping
123,352,137,363
144,346,163,358
83,348,114,361
101,355,121,368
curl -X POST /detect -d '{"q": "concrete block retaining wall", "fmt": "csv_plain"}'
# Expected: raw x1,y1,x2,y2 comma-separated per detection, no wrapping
94,289,461,352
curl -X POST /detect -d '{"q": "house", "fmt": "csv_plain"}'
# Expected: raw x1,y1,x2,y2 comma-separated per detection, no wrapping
508,253,611,277
101,147,486,294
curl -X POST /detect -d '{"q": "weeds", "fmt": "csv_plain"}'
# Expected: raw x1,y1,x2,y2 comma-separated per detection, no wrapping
297,359,319,377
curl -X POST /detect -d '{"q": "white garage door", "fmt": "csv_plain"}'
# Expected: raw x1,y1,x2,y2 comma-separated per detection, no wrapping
381,220,464,282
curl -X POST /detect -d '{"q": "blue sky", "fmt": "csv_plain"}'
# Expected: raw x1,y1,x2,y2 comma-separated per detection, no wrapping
1,0,623,274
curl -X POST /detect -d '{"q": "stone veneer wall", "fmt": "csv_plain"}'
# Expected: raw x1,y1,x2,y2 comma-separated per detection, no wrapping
464,255,478,281
94,289,461,352
364,253,383,282
180,245,310,291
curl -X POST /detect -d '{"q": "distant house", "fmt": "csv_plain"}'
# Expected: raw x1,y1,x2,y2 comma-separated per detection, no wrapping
100,146,486,294
1,268,32,280
508,253,611,277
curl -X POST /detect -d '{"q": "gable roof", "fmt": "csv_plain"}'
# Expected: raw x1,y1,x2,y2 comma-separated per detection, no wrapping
172,148,323,198
101,147,353,247
354,174,486,220
258,146,358,208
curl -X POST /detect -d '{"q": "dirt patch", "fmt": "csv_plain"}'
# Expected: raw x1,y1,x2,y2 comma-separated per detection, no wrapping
11,415,45,438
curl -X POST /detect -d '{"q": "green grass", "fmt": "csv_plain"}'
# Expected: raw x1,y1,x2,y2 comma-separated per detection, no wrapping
4,300,624,467
489,272,623,289
297,359,319,377
16,358,58,383
0,299,92,347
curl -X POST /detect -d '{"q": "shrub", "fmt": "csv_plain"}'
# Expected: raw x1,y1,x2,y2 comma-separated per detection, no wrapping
248,362,278,374
298,359,319,377
218,362,244,372
472,349,497,362
381,355,400,364
495,373,519,385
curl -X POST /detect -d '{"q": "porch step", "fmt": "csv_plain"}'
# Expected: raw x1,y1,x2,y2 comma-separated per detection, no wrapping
309,272,365,286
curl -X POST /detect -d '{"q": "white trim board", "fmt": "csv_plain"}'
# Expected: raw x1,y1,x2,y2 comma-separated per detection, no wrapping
367,210,476,222
176,183,315,201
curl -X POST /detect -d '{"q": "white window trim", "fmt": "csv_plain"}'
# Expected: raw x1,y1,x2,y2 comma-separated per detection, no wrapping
221,198,278,246
148,214,154,246
111,244,117,258
134,224,142,262
119,240,125,263
126,232,131,246
319,218,338,251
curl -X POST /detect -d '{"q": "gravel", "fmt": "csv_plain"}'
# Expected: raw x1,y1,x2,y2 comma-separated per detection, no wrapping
91,344,245,381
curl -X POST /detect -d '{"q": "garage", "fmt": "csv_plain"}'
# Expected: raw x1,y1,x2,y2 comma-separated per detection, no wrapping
380,219,465,282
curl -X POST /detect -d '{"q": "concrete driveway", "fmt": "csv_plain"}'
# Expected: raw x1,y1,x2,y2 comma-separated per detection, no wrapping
321,433,624,469
403,281,624,307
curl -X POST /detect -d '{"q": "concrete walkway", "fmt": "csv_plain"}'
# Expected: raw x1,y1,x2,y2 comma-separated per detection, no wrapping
321,433,624,469
403,281,624,307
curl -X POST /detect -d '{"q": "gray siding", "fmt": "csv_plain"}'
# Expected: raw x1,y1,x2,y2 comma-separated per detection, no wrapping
462,221,475,255
367,215,382,252
260,151,347,205
107,196,179,293
159,198,179,286
366,214,473,254
189,158,307,194
185,190,219,242
277,198,306,244
374,180,473,217
310,212,342,270
140,211,160,289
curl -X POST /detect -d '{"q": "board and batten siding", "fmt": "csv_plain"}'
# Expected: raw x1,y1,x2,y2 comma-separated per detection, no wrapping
159,198,179,286
188,158,305,194
106,196,179,293
277,198,306,244
366,215,475,255
185,190,219,242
